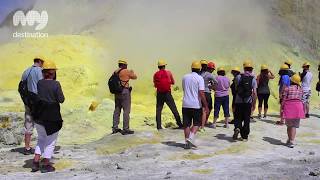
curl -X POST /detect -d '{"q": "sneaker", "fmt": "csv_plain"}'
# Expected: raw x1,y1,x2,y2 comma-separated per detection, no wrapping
121,129,134,135
263,115,267,119
258,114,262,119
223,124,229,129
241,138,248,142
198,128,205,133
184,141,191,149
23,148,34,155
112,128,122,134
31,161,40,172
286,142,294,148
305,114,310,118
275,121,284,125
41,164,55,173
186,138,197,149
233,128,240,140
209,123,216,129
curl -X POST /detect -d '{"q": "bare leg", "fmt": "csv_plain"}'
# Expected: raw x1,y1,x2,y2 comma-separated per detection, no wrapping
34,154,41,162
264,108,268,117
213,117,218,128
224,117,229,128
184,127,191,139
201,108,206,129
25,134,32,149
258,107,262,116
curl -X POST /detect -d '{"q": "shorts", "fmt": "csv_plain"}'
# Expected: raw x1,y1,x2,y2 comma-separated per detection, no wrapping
285,119,300,128
182,108,202,128
24,105,34,134
302,90,311,104
205,93,213,110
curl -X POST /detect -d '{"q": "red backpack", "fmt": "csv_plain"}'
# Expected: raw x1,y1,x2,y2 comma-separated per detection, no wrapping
154,70,171,93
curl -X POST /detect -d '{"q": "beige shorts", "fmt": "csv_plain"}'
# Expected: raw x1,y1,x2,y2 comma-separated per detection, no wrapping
24,106,34,134
285,119,300,128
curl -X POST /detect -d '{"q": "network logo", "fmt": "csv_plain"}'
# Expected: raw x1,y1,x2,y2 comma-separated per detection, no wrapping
13,10,48,31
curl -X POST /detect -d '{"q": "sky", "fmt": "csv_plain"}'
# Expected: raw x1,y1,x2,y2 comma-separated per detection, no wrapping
0,0,35,25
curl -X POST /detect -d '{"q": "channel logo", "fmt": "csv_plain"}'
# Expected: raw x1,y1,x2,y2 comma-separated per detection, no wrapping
12,10,49,38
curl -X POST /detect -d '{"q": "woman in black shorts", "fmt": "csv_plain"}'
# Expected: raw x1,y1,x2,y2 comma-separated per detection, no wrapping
257,65,275,119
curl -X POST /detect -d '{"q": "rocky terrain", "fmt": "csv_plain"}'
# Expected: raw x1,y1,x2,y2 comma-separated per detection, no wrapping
0,110,320,179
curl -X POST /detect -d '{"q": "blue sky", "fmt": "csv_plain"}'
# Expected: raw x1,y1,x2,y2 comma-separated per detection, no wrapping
0,0,35,24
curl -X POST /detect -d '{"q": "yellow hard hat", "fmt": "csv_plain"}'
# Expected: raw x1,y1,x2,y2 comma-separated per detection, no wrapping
243,60,253,68
280,64,289,70
302,61,311,67
191,61,201,69
158,59,167,66
231,67,240,72
285,59,293,65
42,60,57,70
261,64,268,70
291,74,301,85
200,60,208,65
118,59,128,65
34,56,45,62
217,67,225,72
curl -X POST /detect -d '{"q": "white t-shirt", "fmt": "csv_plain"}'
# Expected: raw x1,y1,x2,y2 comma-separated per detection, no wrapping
302,71,313,91
182,72,205,109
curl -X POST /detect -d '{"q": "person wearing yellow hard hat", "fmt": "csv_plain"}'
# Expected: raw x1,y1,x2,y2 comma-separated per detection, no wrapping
256,64,275,119
182,61,209,149
284,59,295,77
230,67,241,124
32,60,65,172
211,67,230,129
232,61,257,142
199,60,218,132
19,57,45,156
153,59,183,130
300,61,313,118
110,59,137,135
281,74,304,148
277,63,291,125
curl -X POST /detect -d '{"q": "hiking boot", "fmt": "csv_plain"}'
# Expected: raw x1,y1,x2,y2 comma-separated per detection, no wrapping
112,128,122,134
233,128,240,140
121,129,134,135
31,161,40,172
41,164,55,173
23,148,34,155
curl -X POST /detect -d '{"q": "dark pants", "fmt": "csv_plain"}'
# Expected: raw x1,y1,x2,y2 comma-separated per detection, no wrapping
214,95,230,118
113,89,131,131
234,103,252,139
156,92,182,129
258,94,270,108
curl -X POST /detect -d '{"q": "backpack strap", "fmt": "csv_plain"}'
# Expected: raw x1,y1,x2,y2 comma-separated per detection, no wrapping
24,66,34,81
116,68,129,87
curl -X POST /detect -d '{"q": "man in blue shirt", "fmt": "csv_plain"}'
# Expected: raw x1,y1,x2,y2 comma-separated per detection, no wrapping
21,57,44,155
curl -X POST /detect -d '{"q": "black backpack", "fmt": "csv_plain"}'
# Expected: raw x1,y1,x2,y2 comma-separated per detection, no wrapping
18,67,33,106
237,75,254,99
316,81,320,96
108,69,126,94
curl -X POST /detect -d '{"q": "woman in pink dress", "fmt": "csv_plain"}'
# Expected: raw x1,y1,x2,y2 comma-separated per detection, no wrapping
281,74,305,148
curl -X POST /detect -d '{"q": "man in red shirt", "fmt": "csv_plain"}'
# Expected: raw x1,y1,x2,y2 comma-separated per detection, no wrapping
153,60,183,130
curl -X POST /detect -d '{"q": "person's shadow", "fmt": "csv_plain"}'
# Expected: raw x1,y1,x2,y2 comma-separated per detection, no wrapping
310,113,320,118
162,141,185,149
23,159,34,169
262,137,285,146
10,146,61,155
214,134,236,143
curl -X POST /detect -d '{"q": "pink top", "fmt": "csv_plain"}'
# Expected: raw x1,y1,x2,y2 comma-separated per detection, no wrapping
214,76,230,97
